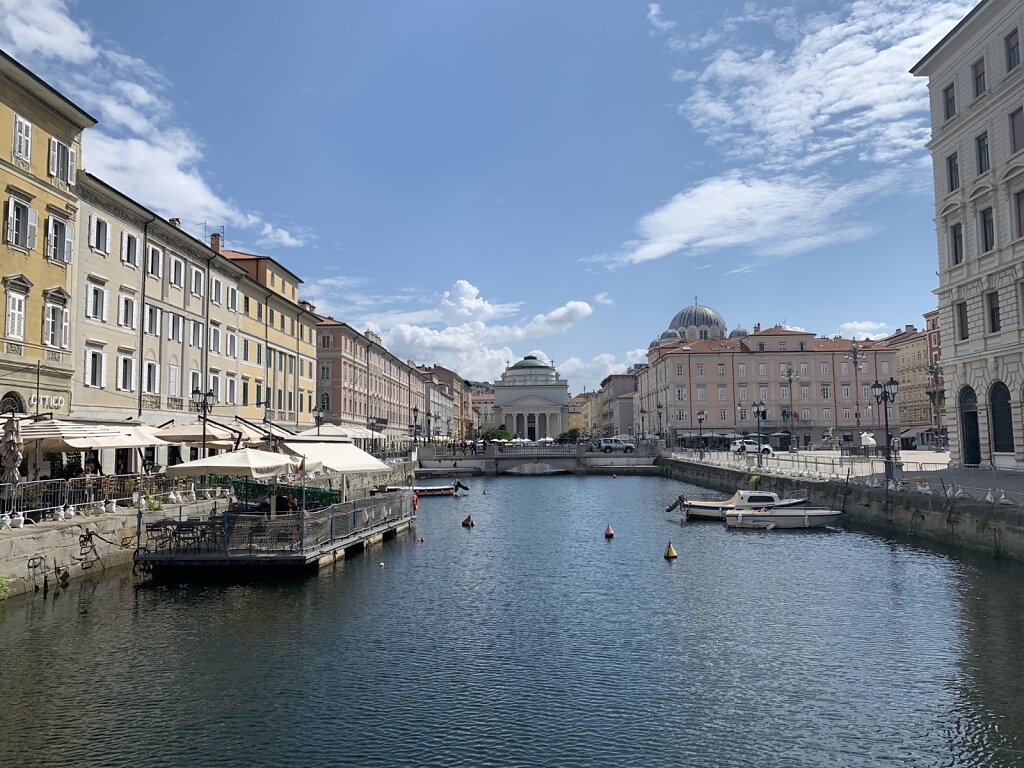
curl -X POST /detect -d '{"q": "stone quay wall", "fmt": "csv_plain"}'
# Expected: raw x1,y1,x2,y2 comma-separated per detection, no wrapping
659,457,1024,562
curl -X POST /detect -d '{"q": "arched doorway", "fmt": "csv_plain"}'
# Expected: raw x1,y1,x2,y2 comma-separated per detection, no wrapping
959,387,981,465
990,382,1014,453
0,391,26,414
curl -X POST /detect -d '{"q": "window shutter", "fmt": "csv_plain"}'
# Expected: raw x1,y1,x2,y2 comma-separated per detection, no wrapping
117,296,125,327
103,220,110,253
88,215,96,248
64,223,73,263
44,306,54,346
26,208,37,251
48,138,57,177
154,363,161,394
68,148,76,185
155,308,161,336
61,308,69,348
102,290,109,322
87,287,95,318
85,351,93,386
6,198,15,244
116,357,124,391
188,320,194,345
46,217,54,259
121,231,128,262
101,353,108,388
130,358,136,391
132,300,138,330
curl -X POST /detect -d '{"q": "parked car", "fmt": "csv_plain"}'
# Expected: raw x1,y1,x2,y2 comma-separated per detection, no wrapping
729,439,774,456
599,437,635,453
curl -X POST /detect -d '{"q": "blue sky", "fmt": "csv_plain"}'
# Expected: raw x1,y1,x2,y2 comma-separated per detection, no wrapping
0,0,975,391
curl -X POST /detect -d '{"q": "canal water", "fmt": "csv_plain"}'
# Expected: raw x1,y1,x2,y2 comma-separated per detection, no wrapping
1,475,1023,767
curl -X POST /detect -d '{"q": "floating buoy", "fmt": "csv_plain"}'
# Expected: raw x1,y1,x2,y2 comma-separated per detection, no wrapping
604,524,614,539
612,474,618,479
461,515,475,528
664,541,678,559
379,562,385,567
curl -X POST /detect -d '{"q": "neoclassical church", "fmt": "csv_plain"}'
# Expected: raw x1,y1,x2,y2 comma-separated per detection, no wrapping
493,356,570,440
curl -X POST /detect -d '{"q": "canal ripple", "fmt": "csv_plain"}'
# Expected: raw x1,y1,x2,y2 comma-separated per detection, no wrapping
1,474,1023,767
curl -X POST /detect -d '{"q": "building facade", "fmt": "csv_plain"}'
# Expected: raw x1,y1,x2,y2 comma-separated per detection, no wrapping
492,355,569,440
598,373,637,437
912,0,1024,466
885,325,933,448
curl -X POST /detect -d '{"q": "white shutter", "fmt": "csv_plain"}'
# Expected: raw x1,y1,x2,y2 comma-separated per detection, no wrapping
120,231,128,262
154,363,161,394
188,320,194,346
130,358,136,391
102,290,109,322
46,217,55,260
68,147,76,185
61,308,69,348
103,219,110,253
85,351,93,387
63,223,73,263
132,300,138,330
87,287,95,318
155,308,161,336
116,356,124,391
6,198,15,243
44,306,54,346
168,365,179,397
88,215,96,248
117,296,125,327
100,352,107,387
168,313,175,340
199,323,204,348
48,137,57,177
26,208,37,251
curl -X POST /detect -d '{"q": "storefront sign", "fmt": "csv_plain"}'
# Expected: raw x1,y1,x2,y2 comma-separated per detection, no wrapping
29,393,67,409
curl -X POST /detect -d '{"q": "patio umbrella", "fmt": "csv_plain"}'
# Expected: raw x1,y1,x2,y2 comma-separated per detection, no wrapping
156,420,239,444
223,419,268,446
281,439,390,473
165,448,321,478
297,423,359,439
1,417,23,498
18,419,158,451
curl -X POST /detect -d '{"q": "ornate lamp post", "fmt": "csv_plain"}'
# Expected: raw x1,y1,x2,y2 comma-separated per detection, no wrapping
314,405,325,436
753,399,765,468
927,363,943,451
656,402,664,440
871,377,899,481
697,410,706,460
846,342,865,430
640,407,647,440
426,411,433,443
412,405,419,446
191,387,215,457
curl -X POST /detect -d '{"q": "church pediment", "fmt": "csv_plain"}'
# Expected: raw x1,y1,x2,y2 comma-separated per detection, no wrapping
499,395,566,409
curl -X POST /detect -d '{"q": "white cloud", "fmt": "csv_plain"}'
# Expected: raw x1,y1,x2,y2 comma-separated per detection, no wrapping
559,347,648,392
837,320,891,340
439,280,520,323
593,292,613,305
0,0,306,250
646,4,676,34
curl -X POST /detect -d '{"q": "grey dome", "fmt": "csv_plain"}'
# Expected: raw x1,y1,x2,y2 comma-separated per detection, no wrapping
728,326,749,339
659,329,681,342
669,304,726,330
648,338,660,349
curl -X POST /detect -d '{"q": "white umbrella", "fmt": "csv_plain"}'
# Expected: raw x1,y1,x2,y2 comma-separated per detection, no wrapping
297,423,359,439
166,448,321,479
536,436,555,444
281,440,389,473
156,420,239,444
19,419,156,451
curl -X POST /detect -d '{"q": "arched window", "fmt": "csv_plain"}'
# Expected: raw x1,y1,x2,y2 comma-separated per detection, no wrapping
319,392,329,412
990,381,1014,452
959,387,981,465
0,390,26,413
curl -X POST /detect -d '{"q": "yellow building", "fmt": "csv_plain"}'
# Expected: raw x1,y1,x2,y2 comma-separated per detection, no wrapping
0,51,96,417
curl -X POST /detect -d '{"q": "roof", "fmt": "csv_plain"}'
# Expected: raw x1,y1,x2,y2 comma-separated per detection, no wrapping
509,355,552,369
222,249,304,284
746,325,814,337
0,49,97,128
910,0,990,75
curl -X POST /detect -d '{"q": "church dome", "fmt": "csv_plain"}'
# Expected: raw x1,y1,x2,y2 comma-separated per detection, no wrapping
508,355,551,370
669,304,726,331
728,325,749,339
659,329,681,342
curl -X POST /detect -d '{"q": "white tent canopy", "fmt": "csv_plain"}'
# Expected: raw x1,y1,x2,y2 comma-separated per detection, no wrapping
281,440,389,473
165,448,321,479
19,419,168,451
156,420,239,445
297,424,360,439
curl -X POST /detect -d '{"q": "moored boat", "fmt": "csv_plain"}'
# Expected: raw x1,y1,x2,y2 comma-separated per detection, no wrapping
670,490,808,521
723,506,842,529
387,481,470,497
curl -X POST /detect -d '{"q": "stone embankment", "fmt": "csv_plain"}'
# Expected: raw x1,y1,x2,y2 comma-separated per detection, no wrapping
660,457,1024,561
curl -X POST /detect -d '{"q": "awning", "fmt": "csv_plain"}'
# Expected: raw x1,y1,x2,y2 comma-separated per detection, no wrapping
900,428,922,438
166,448,321,478
281,440,390,473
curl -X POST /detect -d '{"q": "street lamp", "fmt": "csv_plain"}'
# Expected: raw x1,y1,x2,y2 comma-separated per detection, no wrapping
412,405,419,446
640,407,647,440
446,417,452,442
191,387,215,456
753,399,765,468
782,363,798,451
927,363,943,452
697,410,706,460
846,342,865,430
426,411,433,443
314,405,325,436
656,402,664,441
871,377,899,482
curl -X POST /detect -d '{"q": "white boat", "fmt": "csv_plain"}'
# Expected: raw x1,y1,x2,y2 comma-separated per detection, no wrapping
386,481,470,497
668,489,808,521
724,506,842,529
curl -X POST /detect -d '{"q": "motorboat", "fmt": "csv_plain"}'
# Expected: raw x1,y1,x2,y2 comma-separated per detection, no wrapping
669,489,808,521
387,481,470,497
724,506,842,529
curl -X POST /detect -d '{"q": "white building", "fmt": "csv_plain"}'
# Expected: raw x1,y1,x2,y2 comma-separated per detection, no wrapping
493,356,569,440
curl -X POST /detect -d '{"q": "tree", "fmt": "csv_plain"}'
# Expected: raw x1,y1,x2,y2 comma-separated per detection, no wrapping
481,425,510,441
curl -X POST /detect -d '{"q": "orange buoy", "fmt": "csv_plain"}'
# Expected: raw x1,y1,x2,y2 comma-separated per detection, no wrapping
664,541,678,559
604,524,614,539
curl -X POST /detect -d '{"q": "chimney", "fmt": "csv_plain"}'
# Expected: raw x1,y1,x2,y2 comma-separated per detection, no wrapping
210,232,222,253
169,217,181,228
753,323,761,333
904,324,916,333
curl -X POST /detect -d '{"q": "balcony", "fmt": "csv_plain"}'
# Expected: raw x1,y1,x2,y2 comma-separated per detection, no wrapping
142,394,162,410
167,396,184,411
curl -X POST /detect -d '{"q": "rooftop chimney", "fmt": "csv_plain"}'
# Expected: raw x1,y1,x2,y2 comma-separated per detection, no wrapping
169,217,181,228
210,232,222,253
904,324,916,333
753,323,761,333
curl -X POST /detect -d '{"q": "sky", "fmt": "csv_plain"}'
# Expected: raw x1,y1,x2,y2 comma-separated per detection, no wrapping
0,0,977,392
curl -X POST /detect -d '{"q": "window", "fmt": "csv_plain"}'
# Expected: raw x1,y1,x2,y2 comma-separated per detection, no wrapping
943,83,956,120
189,320,204,348
190,369,201,394
840,362,848,375
170,257,184,287
211,278,222,305
696,385,705,402
987,291,1001,332
675,387,685,401
1007,29,1020,71
43,303,69,348
5,196,37,251
757,342,766,352
85,349,106,389
227,286,238,311
778,342,787,351
117,294,137,330
696,364,704,376
121,232,139,267
209,326,221,354
12,114,31,161
168,365,179,397
191,268,204,296
981,207,995,252
739,408,748,422
227,332,237,358
256,303,263,322
880,361,889,375
47,216,74,263
739,385,747,401
147,247,163,279
950,223,964,265
1016,192,1024,239
227,376,237,405
737,363,746,377
47,138,76,184
242,339,250,361
145,305,161,336
976,133,990,174
5,290,25,340
820,362,829,375
86,284,108,321
243,296,250,315
255,344,262,365
758,363,767,377
117,355,136,391
823,408,831,422
1011,108,1024,154
780,386,788,400
242,378,250,406
843,408,851,421
718,409,726,422
718,386,727,401
801,385,809,401
956,301,969,340
759,385,768,401
144,361,160,394
269,308,275,326
209,374,221,402
841,385,850,399
717,363,725,376
973,58,986,97
88,215,110,253
946,152,959,191
167,313,183,342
